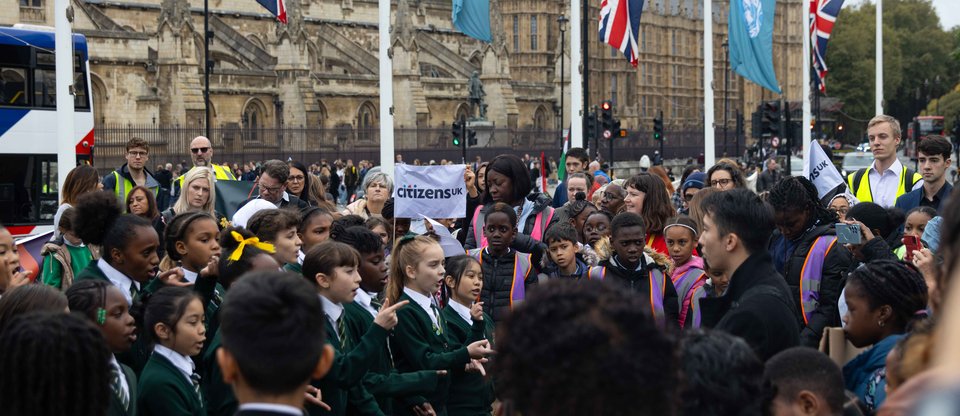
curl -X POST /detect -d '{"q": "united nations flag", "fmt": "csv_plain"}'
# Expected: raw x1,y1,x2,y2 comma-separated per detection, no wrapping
729,0,782,94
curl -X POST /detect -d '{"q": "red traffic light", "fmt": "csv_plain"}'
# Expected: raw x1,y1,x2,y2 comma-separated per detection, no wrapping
601,101,612,111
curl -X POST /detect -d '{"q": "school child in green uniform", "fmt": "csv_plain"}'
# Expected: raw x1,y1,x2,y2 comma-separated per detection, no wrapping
440,255,495,416
302,241,407,416
333,226,444,415
41,208,97,291
73,190,183,374
138,287,207,416
387,236,494,416
202,226,280,416
247,209,302,272
66,280,140,416
216,270,335,416
160,212,227,336
287,207,336,274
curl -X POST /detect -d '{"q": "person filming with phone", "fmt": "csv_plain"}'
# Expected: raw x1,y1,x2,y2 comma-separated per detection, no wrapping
767,177,855,348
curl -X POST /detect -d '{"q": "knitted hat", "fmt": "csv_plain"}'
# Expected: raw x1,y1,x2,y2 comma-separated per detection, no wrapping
681,172,707,192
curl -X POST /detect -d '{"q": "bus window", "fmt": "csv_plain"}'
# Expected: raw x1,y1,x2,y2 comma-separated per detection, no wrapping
34,68,56,108
0,68,27,106
0,156,37,224
73,72,88,109
39,159,57,221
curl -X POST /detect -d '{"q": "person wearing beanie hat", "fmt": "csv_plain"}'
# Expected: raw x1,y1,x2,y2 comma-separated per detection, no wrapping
679,172,706,215
639,155,651,172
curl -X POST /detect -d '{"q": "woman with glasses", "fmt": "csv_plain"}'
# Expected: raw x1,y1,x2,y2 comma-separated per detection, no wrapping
286,160,333,210
678,172,706,215
343,171,393,219
828,193,857,222
706,162,746,191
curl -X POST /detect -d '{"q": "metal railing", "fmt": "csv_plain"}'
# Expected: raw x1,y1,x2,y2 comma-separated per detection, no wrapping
92,124,741,174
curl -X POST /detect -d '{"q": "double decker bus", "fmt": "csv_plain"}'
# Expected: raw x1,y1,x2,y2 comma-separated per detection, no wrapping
905,115,945,160
0,25,94,236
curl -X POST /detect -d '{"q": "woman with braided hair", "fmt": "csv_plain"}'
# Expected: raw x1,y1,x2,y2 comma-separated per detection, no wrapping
0,312,112,416
842,260,928,412
767,176,855,347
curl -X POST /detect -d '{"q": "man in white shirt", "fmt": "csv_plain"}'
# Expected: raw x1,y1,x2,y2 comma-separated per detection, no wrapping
846,115,922,208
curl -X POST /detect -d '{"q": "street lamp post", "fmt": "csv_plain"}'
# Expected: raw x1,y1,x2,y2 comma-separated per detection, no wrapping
558,15,568,149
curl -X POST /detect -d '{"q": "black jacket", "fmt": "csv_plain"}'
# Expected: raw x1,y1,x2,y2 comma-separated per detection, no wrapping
769,223,854,347
756,169,781,193
238,194,310,212
700,252,802,361
476,248,538,323
597,254,681,328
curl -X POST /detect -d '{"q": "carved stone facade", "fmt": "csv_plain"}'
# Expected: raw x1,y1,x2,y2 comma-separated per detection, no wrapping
4,0,803,150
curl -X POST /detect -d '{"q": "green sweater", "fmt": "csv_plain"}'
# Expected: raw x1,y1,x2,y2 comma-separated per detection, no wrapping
440,306,495,416
343,301,441,416
138,353,205,416
307,307,390,416
389,293,476,416
107,360,139,416
200,329,236,416
40,242,94,289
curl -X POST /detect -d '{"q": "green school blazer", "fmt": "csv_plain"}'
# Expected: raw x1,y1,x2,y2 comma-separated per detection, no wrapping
107,362,139,416
201,329,237,416
307,309,390,416
441,307,495,416
390,293,473,416
283,262,302,274
343,301,440,416
138,353,205,416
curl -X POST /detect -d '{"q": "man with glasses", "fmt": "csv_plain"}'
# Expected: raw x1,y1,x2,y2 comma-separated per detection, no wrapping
600,183,625,214
101,137,160,203
174,136,238,198
239,159,309,210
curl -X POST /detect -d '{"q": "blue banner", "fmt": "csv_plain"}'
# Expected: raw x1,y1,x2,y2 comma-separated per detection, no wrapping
729,0,781,94
452,0,492,43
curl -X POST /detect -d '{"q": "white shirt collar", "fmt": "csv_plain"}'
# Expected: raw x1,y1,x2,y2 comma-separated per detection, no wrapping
319,295,344,323
403,287,439,327
98,258,140,306
237,403,303,416
152,344,195,382
352,290,378,318
447,299,473,325
182,268,198,284
872,157,903,175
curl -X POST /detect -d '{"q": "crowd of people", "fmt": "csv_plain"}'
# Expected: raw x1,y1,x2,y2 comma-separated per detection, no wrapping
1,113,960,416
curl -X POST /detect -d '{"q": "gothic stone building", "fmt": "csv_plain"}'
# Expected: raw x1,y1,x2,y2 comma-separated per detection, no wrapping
4,0,804,162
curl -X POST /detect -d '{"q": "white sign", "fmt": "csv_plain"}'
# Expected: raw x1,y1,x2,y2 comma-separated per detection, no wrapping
802,139,845,198
393,164,467,219
603,129,612,139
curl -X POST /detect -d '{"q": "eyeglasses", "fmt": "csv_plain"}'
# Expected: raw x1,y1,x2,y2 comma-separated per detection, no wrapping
258,183,284,193
602,192,623,200
288,175,305,183
684,193,697,202
710,178,733,187
191,147,210,154
127,151,147,158
829,207,850,215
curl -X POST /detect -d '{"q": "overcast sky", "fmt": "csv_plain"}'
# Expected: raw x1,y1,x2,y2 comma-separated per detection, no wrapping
844,0,959,30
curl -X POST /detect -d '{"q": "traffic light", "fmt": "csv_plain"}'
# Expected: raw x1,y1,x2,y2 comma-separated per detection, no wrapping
467,129,477,146
653,113,663,141
600,100,613,134
451,120,462,147
611,118,621,139
760,100,781,137
586,111,597,142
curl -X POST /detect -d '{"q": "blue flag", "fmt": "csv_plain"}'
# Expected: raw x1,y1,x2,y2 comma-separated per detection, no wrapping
452,0,492,43
729,0,781,94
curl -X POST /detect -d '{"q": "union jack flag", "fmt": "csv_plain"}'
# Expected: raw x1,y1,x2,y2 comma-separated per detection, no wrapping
810,0,844,93
256,0,287,23
599,0,645,67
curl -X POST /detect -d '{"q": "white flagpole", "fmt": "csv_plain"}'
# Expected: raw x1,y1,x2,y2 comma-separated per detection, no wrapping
55,0,75,195
570,0,583,148
379,0,395,176
803,0,812,166
703,0,715,169
875,0,883,115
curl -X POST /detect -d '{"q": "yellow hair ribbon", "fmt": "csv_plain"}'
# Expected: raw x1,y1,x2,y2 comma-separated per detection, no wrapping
228,230,275,261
